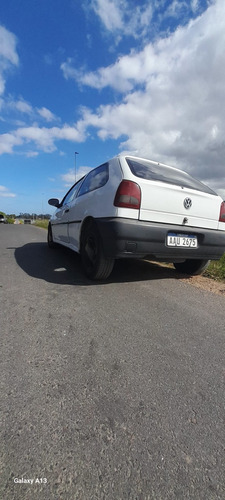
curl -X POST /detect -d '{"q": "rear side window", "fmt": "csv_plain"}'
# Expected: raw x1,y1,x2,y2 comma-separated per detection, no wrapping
126,158,216,195
78,163,109,197
61,177,85,206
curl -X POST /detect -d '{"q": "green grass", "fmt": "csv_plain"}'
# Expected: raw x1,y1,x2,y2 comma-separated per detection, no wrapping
34,219,49,229
204,254,225,281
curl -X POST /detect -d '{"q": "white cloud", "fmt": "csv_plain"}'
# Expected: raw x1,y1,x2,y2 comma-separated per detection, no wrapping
15,126,57,152
164,0,188,19
2,97,59,124
61,59,81,82
0,122,86,155
0,25,19,95
83,0,154,42
15,99,33,114
0,26,19,66
191,0,201,13
64,3,221,95
5,98,33,115
0,185,16,198
63,51,143,92
26,151,39,158
86,0,205,41
37,107,57,122
72,0,225,186
91,0,124,32
0,132,22,154
61,166,91,186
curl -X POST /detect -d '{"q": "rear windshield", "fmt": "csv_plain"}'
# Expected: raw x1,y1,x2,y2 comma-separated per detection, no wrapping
126,158,216,196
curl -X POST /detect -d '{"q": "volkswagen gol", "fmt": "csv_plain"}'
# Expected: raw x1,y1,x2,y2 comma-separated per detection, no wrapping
48,155,225,280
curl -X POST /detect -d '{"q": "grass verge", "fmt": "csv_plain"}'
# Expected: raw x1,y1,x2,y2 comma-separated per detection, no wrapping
204,254,225,281
34,219,49,230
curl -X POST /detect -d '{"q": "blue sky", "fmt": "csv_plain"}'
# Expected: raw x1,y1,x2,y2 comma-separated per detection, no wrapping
0,0,224,215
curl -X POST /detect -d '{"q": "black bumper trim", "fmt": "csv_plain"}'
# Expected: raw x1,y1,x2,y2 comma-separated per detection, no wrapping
95,217,225,261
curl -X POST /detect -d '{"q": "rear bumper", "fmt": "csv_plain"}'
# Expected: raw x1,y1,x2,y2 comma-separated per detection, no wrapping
96,217,225,261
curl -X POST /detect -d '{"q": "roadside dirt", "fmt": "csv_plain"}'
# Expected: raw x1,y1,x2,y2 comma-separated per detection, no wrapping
180,274,225,296
153,261,225,296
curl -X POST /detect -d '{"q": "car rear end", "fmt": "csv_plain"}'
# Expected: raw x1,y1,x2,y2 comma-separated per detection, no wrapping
98,156,225,267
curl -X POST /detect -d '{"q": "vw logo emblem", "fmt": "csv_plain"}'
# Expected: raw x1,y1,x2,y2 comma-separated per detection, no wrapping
183,197,192,209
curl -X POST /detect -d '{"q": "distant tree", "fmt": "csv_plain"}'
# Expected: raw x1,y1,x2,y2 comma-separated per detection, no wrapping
6,217,15,224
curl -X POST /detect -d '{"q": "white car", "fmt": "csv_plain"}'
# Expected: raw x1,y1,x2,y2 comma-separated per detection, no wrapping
0,214,7,224
48,155,225,280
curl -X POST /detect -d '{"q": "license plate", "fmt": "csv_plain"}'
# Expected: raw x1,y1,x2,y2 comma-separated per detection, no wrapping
167,233,198,248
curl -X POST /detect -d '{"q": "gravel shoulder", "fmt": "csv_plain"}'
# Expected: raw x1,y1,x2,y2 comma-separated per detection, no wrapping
153,261,225,296
180,274,225,296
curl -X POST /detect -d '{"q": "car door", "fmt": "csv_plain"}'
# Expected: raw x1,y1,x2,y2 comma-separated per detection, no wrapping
67,177,86,251
52,183,81,244
52,203,70,243
68,164,109,250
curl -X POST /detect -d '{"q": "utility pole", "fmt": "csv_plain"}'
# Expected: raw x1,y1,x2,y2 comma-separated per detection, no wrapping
75,152,79,183
42,192,44,219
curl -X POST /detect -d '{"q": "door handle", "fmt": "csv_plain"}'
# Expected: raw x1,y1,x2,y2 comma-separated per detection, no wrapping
65,209,69,213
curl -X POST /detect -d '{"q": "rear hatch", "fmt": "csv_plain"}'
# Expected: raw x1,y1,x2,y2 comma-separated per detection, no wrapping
126,157,221,230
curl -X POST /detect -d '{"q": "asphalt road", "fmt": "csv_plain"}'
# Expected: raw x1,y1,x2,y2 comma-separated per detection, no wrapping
1,224,225,500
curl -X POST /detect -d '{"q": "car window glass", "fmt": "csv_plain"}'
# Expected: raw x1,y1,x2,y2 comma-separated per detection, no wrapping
78,163,109,197
126,158,216,195
62,178,84,206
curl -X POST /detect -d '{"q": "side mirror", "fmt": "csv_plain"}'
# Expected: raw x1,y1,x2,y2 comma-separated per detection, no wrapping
48,198,60,208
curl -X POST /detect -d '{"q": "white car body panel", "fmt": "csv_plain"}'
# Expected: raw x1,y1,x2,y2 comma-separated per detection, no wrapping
138,183,220,229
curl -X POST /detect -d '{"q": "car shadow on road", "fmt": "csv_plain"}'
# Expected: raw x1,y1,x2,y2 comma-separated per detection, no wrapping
14,242,180,286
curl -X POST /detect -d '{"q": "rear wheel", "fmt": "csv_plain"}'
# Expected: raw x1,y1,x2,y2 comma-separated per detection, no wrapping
47,223,57,249
81,220,114,280
173,259,210,275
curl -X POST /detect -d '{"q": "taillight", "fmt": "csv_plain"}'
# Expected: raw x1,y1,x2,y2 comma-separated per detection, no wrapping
114,180,141,209
219,201,225,222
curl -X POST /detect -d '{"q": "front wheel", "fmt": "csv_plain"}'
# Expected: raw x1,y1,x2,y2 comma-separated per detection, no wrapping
81,220,114,280
173,259,210,276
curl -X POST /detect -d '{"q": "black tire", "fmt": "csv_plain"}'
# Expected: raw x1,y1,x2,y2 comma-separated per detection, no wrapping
47,223,57,249
80,220,114,280
173,259,210,275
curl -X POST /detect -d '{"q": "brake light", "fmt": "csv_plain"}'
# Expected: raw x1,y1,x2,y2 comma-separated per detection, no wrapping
114,180,141,209
219,201,225,222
